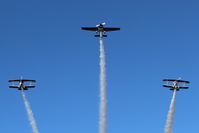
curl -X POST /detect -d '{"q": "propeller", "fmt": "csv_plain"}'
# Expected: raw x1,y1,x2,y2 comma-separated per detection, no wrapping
101,22,106,25
96,22,106,27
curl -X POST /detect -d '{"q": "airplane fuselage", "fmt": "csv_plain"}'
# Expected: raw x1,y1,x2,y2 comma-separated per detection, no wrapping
81,23,120,38
97,27,105,32
18,81,27,90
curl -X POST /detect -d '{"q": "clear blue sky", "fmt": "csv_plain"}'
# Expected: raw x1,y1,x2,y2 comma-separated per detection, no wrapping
0,0,198,132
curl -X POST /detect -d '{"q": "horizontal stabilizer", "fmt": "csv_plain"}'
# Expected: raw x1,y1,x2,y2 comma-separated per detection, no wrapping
94,35,107,37
18,88,28,90
170,88,180,91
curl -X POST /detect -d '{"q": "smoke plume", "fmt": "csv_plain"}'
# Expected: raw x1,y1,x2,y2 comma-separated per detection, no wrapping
164,89,177,133
99,37,107,133
21,90,39,133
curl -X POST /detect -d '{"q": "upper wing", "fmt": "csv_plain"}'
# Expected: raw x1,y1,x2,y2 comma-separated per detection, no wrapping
163,79,176,82
81,27,98,31
103,27,120,32
163,79,190,84
8,79,36,82
8,80,20,82
177,80,190,83
22,79,36,82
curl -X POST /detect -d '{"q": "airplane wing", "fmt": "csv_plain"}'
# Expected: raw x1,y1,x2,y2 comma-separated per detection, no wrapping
25,86,35,88
9,86,19,88
8,80,21,82
81,27,98,31
8,79,36,82
103,27,120,32
177,80,190,83
22,79,36,82
163,79,176,82
163,79,190,83
163,85,173,88
179,86,189,89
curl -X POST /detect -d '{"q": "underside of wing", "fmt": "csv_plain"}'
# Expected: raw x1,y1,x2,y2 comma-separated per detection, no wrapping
163,79,176,82
163,79,190,84
177,80,190,83
179,86,189,89
163,85,173,88
9,79,36,82
25,86,35,88
81,27,98,31
9,86,19,88
103,27,120,31
22,79,36,82
8,80,20,82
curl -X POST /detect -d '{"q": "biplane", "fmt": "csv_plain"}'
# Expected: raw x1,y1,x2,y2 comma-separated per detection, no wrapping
8,79,36,90
163,79,190,91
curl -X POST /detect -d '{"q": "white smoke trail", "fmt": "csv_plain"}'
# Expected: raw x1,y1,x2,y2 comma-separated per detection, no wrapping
99,37,107,133
164,89,177,133
21,90,39,133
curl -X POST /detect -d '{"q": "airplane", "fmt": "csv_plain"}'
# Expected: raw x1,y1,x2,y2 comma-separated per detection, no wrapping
8,79,36,90
163,79,190,91
81,22,120,38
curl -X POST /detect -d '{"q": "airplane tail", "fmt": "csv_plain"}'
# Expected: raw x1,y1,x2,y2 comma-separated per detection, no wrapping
94,35,107,37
